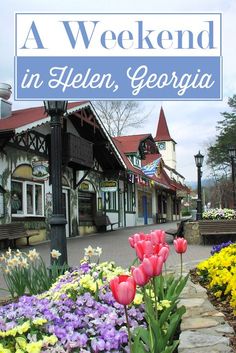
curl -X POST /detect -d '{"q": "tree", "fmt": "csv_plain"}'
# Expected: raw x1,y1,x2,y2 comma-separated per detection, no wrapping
92,101,150,136
207,95,236,171
206,95,236,208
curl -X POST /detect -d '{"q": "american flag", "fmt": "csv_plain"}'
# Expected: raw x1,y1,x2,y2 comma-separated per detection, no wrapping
141,158,161,177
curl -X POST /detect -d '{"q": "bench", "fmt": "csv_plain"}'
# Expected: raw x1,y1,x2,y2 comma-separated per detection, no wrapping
94,215,118,231
198,219,236,245
0,223,38,248
156,214,166,224
166,219,189,237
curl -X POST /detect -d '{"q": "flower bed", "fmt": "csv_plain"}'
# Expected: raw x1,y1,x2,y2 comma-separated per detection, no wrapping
197,243,236,314
202,208,236,220
0,231,188,353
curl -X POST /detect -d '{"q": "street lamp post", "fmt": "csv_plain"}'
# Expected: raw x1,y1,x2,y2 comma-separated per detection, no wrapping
194,151,204,221
228,147,236,210
44,101,68,266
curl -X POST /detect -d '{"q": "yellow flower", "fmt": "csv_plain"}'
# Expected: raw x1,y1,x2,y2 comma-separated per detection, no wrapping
0,344,12,353
18,321,30,335
26,341,43,353
134,293,143,305
16,336,27,349
43,334,58,345
32,318,47,326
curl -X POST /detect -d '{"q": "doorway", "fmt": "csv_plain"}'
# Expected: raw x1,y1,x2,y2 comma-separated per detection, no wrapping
62,189,69,237
142,195,148,225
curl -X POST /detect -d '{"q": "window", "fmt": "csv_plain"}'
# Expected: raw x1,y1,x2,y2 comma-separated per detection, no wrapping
78,191,96,223
11,180,44,217
126,183,135,212
105,192,117,211
128,155,141,168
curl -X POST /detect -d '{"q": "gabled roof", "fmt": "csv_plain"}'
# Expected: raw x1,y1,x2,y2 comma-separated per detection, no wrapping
114,134,151,153
154,107,176,144
0,101,88,133
0,101,127,170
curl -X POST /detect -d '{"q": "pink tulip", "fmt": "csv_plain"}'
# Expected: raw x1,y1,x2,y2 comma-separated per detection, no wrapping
134,240,153,261
158,245,170,262
128,237,135,248
150,229,166,244
110,275,136,306
131,264,150,286
174,237,187,254
142,255,164,277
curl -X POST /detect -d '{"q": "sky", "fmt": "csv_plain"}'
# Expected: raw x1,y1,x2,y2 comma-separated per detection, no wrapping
1,0,236,181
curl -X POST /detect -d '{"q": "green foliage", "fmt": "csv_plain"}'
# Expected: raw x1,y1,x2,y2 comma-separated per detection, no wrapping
0,249,68,298
131,274,188,353
207,95,236,171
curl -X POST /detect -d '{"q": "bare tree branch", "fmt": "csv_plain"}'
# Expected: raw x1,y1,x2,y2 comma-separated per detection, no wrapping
92,101,151,136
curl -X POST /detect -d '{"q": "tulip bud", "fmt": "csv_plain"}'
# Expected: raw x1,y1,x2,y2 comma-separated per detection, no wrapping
173,237,187,254
131,263,150,286
110,275,136,306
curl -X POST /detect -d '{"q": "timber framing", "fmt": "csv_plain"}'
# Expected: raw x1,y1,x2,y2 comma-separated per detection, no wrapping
8,131,48,157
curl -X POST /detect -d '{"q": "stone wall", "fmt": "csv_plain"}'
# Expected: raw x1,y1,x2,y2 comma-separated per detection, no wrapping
184,221,203,245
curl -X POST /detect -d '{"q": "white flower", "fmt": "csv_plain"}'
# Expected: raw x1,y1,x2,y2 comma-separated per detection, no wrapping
84,245,95,257
27,249,39,261
50,249,61,259
95,247,102,257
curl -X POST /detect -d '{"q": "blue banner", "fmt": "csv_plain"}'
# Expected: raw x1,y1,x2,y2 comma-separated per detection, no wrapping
15,56,221,100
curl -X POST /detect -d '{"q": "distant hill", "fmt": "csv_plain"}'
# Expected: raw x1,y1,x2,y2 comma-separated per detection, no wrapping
186,179,214,190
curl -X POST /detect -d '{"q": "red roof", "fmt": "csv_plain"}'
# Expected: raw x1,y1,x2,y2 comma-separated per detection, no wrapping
154,107,175,143
0,101,88,132
114,134,151,153
113,137,144,176
141,153,161,167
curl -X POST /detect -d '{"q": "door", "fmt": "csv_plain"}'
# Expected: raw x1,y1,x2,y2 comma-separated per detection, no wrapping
142,195,148,225
119,191,124,227
62,189,69,237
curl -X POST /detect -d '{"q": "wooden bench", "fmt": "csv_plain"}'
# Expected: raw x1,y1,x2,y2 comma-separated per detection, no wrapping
166,219,189,237
0,223,38,248
198,219,236,245
94,215,118,231
0,224,10,248
156,214,166,224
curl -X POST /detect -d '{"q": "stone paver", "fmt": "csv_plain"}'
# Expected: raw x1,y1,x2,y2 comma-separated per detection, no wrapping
178,275,234,353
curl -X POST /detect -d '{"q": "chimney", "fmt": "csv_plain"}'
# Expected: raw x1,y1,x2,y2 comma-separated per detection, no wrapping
0,83,12,119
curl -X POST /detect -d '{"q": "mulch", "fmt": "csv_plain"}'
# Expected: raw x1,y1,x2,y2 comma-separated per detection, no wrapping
190,269,236,352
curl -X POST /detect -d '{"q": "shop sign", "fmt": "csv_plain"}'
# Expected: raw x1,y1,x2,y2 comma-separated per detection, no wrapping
32,159,49,180
100,180,117,192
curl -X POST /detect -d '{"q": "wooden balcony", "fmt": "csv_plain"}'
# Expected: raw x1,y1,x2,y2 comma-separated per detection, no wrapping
63,133,93,169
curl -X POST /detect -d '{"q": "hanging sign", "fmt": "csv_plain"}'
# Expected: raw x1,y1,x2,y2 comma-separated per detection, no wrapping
32,159,49,180
15,13,222,100
100,180,117,192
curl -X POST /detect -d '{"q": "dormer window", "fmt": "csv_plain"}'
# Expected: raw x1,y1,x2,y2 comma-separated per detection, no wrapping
129,155,141,168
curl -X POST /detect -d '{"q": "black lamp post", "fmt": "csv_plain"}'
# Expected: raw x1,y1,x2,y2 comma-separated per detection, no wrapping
194,151,204,220
228,147,236,210
44,101,68,266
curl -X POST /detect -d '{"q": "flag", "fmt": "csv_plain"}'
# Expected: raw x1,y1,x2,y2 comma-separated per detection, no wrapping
141,158,161,177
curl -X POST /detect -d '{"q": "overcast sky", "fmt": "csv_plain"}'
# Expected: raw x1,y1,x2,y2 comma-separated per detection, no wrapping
1,0,236,181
